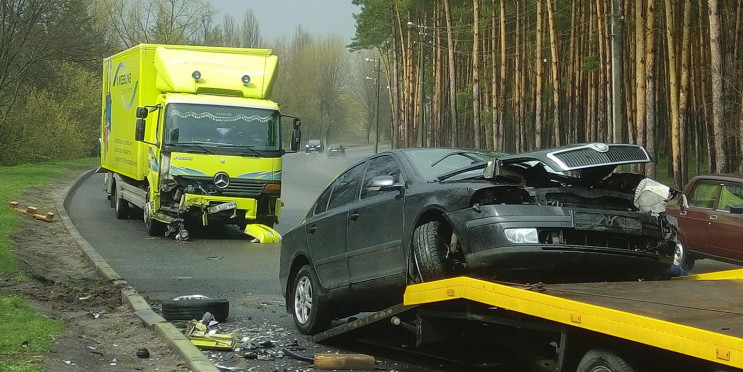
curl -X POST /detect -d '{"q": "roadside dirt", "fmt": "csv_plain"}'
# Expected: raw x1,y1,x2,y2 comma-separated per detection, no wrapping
3,168,191,372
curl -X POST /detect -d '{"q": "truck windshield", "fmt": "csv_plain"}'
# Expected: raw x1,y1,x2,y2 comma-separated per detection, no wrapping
163,103,280,152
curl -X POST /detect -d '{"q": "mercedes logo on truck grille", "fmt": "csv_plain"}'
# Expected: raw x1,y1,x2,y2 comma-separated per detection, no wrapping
213,172,230,189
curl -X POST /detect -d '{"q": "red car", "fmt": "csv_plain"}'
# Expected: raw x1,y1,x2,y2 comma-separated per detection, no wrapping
326,144,345,158
665,174,743,270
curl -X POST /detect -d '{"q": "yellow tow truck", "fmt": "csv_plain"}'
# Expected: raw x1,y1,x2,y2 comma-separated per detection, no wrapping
312,270,743,371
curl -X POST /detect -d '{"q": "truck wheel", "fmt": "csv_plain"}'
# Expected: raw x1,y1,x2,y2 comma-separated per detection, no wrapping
291,265,330,335
109,178,116,208
114,185,130,219
412,220,451,282
576,348,636,372
161,295,229,322
144,187,165,236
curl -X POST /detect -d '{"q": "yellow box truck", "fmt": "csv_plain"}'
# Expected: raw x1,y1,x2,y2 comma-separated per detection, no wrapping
100,44,301,242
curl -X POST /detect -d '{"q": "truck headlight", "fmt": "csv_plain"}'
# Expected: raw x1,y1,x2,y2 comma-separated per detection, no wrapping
504,228,538,244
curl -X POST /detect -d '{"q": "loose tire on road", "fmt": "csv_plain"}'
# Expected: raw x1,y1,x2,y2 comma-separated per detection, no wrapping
412,221,449,282
161,296,229,322
576,348,636,372
291,265,330,335
114,184,130,220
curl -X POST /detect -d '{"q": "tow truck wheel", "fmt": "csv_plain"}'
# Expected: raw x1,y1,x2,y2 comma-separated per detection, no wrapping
291,265,329,335
144,187,165,236
576,348,636,372
412,220,450,282
114,184,130,219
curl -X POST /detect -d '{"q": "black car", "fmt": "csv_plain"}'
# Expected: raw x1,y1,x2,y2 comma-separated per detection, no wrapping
279,144,679,334
326,144,345,158
305,139,323,153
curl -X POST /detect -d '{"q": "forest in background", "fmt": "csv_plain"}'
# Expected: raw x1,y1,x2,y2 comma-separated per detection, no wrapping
351,0,743,187
0,0,388,167
2,0,743,188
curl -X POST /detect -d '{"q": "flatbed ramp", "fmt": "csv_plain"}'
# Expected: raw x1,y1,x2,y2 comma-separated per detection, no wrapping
404,269,743,370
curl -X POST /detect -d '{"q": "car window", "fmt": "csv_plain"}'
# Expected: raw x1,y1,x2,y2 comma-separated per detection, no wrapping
361,155,402,199
327,163,366,210
313,184,333,215
718,182,743,211
403,149,490,181
688,180,719,209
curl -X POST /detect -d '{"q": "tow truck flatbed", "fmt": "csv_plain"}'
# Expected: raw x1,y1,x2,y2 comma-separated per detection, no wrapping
313,269,743,371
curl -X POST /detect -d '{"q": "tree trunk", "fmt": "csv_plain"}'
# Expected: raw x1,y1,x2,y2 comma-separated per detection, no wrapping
472,0,481,149
635,0,646,149
645,0,657,178
534,0,544,149
547,0,560,147
443,0,458,147
665,0,682,188
679,0,691,185
498,0,507,151
708,0,727,172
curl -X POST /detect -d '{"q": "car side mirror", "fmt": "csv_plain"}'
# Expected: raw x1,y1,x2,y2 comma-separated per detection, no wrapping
135,118,146,142
367,175,403,192
730,205,743,214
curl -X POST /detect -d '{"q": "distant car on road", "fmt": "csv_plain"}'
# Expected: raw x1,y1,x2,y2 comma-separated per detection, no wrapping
305,139,323,153
326,144,345,158
665,174,743,270
279,144,680,334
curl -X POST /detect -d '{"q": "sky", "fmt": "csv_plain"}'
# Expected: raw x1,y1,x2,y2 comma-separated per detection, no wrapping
206,0,360,43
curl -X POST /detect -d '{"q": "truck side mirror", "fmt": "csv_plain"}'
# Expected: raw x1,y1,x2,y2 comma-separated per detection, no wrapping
293,118,301,129
135,118,146,142
136,107,149,119
291,127,302,152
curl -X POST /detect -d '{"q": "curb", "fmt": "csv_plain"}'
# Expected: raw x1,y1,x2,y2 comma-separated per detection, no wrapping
59,168,219,372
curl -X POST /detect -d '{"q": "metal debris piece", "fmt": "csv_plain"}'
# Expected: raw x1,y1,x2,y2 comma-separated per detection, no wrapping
282,348,314,363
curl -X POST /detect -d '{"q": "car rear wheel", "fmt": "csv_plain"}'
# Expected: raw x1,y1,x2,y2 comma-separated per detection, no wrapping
576,348,636,372
291,265,330,334
412,220,457,282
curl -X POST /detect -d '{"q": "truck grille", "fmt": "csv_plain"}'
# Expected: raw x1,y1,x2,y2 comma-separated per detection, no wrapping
181,176,267,198
552,145,650,170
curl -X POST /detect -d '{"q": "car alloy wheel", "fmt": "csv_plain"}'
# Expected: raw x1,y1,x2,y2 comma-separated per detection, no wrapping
291,265,329,334
294,276,312,325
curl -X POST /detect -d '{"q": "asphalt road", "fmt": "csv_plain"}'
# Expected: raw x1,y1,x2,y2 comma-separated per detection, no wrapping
66,144,741,371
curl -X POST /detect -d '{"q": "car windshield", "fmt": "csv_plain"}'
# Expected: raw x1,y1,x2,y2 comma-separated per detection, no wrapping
163,103,280,151
403,149,493,181
308,140,321,145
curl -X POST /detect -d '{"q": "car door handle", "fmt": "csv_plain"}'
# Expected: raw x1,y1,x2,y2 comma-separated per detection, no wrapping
349,212,360,221
710,215,718,220
308,225,317,234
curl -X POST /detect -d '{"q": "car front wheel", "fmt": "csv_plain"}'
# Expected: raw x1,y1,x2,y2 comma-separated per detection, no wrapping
412,220,459,282
291,265,330,334
672,236,695,273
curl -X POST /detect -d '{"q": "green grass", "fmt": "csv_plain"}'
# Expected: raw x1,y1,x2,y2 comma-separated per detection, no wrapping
0,158,97,371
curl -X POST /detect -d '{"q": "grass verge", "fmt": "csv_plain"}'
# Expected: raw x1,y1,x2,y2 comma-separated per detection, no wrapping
0,158,97,371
